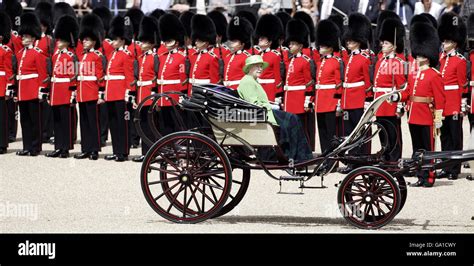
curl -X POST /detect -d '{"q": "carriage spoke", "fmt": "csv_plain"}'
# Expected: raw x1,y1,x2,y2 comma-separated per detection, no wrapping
207,184,219,203
148,176,180,185
149,166,180,177
188,184,203,213
194,179,224,190
374,200,386,216
154,182,181,201
194,169,226,178
166,184,185,213
193,155,219,173
192,183,217,205
346,198,363,205
156,151,181,171
183,187,188,218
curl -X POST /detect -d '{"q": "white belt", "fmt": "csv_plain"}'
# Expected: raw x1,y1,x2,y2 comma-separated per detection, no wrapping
16,74,39,80
51,77,71,83
77,76,97,81
257,78,275,84
223,80,240,86
374,87,392,93
284,85,306,91
444,85,459,91
343,81,365,88
156,79,181,85
190,78,210,84
0,71,5,76
316,84,336,90
137,80,154,86
470,81,474,87
105,75,125,81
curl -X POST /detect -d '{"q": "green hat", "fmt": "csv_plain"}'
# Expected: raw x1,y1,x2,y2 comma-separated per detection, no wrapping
242,55,269,74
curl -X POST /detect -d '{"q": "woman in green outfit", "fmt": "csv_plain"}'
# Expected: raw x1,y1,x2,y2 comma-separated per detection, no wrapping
237,55,313,162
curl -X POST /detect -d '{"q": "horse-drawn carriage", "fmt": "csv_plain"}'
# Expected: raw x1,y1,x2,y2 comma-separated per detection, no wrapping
135,84,474,229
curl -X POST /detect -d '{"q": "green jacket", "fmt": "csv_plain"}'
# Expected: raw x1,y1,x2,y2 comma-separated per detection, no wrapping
237,75,277,125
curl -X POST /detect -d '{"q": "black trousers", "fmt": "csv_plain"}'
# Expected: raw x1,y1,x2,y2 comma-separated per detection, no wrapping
52,104,73,151
157,106,181,136
71,105,78,142
99,103,109,144
41,101,54,142
139,105,155,156
79,101,101,153
342,108,371,154
0,97,8,149
127,102,140,147
317,111,337,154
19,100,42,152
440,115,462,175
7,98,17,139
409,124,433,153
376,116,402,162
106,100,129,156
297,111,316,151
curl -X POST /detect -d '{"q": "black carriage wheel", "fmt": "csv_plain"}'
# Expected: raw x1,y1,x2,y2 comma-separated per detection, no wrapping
141,131,232,223
394,175,407,214
211,168,251,218
337,166,401,229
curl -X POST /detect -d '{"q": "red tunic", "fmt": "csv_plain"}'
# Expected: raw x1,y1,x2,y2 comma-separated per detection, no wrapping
283,52,313,114
373,54,406,117
7,31,23,53
136,50,157,106
157,48,187,106
223,49,250,90
315,54,342,113
401,67,445,126
77,49,105,103
0,45,14,97
16,46,49,101
189,48,220,90
34,34,53,57
256,48,282,101
470,51,474,113
439,50,467,117
105,46,135,102
341,50,371,110
50,49,76,106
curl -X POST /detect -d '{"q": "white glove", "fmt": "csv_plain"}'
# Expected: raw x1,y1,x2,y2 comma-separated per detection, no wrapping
179,96,184,104
388,92,400,103
303,96,312,109
396,102,404,118
270,103,280,110
5,86,14,99
70,91,77,104
461,98,469,114
364,101,371,111
335,100,343,116
125,89,136,103
274,97,282,105
38,88,49,101
434,109,443,129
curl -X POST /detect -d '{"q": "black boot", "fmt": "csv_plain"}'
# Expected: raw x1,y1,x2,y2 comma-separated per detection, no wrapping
45,150,62,158
89,152,99,160
74,152,90,159
132,155,145,162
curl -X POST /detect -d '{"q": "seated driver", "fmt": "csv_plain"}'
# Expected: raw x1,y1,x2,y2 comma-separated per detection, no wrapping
237,55,313,162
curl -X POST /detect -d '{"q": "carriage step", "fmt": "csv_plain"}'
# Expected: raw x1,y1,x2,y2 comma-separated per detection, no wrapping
279,176,304,181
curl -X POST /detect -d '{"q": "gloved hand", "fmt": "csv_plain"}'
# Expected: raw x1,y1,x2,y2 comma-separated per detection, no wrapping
434,109,443,129
461,98,470,115
125,89,136,104
364,101,371,111
98,91,105,105
274,96,283,105
5,86,14,99
303,96,313,110
396,102,405,118
38,87,49,102
388,92,401,103
335,100,343,117
70,91,77,105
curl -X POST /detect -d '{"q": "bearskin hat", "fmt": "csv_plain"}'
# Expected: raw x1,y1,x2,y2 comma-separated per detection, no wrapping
159,13,185,45
468,13,474,48
179,11,195,39
92,6,112,35
18,12,41,39
327,14,345,36
0,11,12,44
2,0,22,30
54,15,79,47
207,10,228,42
411,22,440,67
150,8,165,20
227,16,253,49
191,14,216,45
109,15,133,45
343,13,372,49
235,10,257,28
438,12,467,49
285,18,309,48
375,10,399,52
53,2,76,26
378,18,405,54
275,11,291,36
124,8,144,38
79,13,104,49
35,2,53,34
254,14,283,49
293,11,315,43
138,16,159,45
316,19,340,52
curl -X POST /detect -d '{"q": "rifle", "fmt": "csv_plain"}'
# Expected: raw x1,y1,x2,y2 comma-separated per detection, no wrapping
217,40,225,84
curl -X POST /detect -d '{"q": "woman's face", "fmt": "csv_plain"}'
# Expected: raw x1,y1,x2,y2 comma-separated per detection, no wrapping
249,63,263,78
423,0,432,8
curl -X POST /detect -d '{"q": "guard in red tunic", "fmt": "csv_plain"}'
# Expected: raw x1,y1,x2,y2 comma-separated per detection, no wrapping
437,13,468,179
157,14,188,135
74,14,105,161
223,17,253,90
0,12,13,154
468,14,474,129
392,22,445,187
15,13,49,156
207,10,231,75
283,19,315,150
253,14,283,101
44,15,78,158
104,16,135,162
315,20,343,154
373,18,407,162
341,13,372,150
132,16,160,163
189,15,220,88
